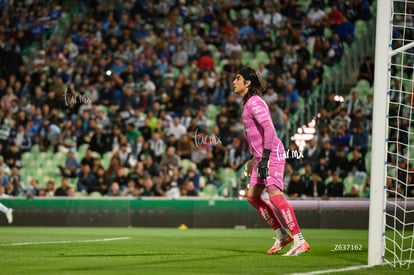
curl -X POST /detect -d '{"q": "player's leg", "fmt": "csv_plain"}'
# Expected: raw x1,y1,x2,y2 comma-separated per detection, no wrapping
267,189,310,256
247,169,291,254
265,163,309,256
0,202,13,224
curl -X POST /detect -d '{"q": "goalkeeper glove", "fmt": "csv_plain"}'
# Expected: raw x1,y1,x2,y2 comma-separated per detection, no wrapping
257,149,271,179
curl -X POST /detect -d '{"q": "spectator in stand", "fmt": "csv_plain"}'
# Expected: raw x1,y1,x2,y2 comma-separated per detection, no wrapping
330,148,349,178
284,83,301,115
114,143,133,169
326,4,344,29
295,68,313,98
347,148,367,176
58,149,80,179
324,92,342,118
225,137,246,172
89,124,109,157
302,138,320,170
306,172,326,198
331,107,351,131
349,125,369,157
333,16,355,44
80,148,96,169
143,154,159,177
76,164,95,194
352,0,372,21
1,86,18,110
326,172,345,197
287,171,306,199
113,166,128,190
357,55,375,85
26,178,40,198
10,124,31,153
0,0,368,200
307,3,326,25
328,33,344,64
6,166,24,196
345,89,363,120
180,179,198,196
176,133,194,160
167,116,187,140
182,163,200,196
300,163,314,194
331,124,351,152
3,142,22,169
38,118,61,152
318,140,336,170
91,165,112,195
138,175,156,196
160,146,181,169
108,182,122,197
55,177,72,197
44,180,56,197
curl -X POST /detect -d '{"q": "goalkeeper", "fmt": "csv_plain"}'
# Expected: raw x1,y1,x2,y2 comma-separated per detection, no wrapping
233,66,310,256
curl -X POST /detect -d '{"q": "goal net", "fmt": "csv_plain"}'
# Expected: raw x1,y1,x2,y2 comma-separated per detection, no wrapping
369,0,414,269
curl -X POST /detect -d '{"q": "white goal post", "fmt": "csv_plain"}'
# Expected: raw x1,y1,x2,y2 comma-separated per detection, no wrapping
369,0,414,268
367,0,390,266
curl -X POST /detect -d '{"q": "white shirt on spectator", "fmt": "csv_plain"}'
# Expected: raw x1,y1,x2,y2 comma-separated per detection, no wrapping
167,118,187,140
307,7,326,25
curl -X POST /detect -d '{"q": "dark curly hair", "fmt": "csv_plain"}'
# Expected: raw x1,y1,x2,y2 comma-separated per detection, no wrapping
237,66,266,104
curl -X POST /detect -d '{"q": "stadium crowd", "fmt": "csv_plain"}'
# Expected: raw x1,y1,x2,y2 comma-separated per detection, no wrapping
0,0,385,199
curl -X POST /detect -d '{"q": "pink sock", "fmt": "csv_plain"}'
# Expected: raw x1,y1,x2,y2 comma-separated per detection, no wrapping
247,196,283,230
269,194,301,235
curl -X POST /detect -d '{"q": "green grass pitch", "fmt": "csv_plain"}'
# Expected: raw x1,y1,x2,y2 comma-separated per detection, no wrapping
0,227,412,275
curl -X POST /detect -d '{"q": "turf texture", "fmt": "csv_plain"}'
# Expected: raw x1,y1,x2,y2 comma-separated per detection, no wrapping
0,227,412,275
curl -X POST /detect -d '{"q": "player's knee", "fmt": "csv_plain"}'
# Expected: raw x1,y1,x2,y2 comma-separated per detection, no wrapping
247,196,261,206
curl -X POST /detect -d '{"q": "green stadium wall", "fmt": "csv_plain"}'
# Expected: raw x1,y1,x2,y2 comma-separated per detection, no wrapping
0,198,378,229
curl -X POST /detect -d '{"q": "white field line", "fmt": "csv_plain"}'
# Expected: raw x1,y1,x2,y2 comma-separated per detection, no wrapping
288,260,414,275
288,265,372,275
0,237,131,246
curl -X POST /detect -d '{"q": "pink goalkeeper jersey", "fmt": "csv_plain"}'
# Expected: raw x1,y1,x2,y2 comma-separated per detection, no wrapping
242,95,285,163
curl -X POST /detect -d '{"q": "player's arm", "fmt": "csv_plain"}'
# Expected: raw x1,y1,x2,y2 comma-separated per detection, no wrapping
251,100,274,179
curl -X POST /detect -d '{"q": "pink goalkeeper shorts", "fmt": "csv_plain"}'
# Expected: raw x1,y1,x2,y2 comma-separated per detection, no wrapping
249,159,285,192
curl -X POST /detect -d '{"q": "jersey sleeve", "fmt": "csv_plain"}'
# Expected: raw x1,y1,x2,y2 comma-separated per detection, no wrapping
249,98,275,150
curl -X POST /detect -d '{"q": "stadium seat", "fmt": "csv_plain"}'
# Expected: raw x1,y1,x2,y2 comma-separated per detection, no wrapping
240,8,250,20
77,144,88,159
365,151,371,174
356,79,372,96
35,152,49,167
241,50,252,60
89,191,102,197
179,159,194,172
216,167,237,196
30,144,40,154
297,0,309,9
324,176,332,185
205,104,220,121
34,168,44,180
354,20,368,39
101,152,113,169
343,175,354,194
21,152,33,168
74,191,87,197
184,23,192,35
229,9,237,21
53,151,66,162
201,184,218,198
256,50,269,64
